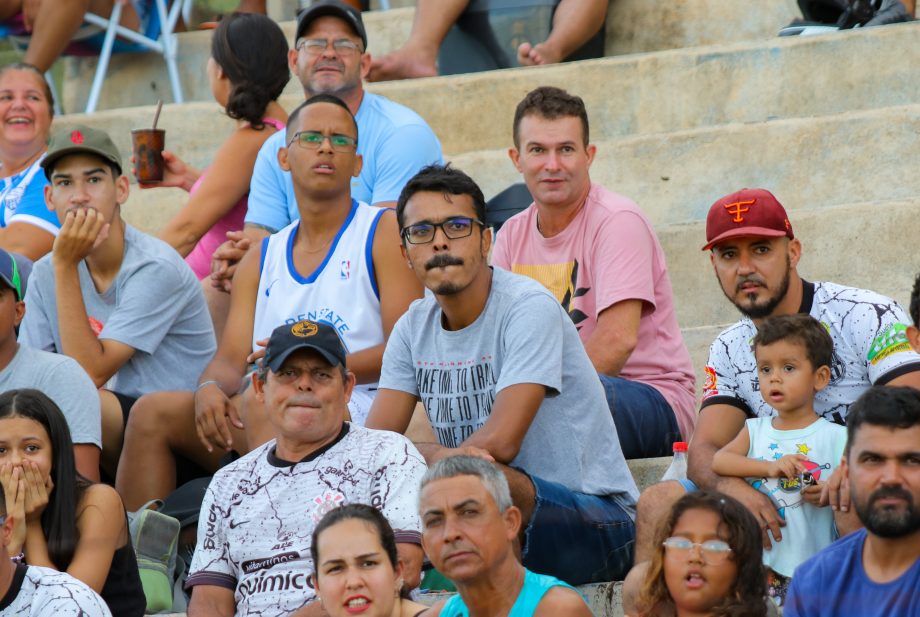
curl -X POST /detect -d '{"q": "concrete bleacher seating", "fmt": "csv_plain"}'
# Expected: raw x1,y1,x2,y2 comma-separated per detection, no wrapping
47,2,920,615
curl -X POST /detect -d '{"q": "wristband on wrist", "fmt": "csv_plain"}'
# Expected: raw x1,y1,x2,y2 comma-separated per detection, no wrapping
195,380,220,396
10,552,24,563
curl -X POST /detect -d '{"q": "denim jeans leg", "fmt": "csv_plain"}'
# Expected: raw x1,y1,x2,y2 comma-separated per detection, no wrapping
599,374,681,459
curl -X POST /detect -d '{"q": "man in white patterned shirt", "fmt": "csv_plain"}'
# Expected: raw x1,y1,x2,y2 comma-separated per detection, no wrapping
185,320,426,617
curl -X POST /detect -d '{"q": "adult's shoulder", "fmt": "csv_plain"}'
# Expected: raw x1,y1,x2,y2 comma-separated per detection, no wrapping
360,93,434,130
122,225,198,280
210,441,275,486
813,281,903,308
491,267,557,301
795,527,865,579
587,183,644,218
346,422,421,455
710,318,756,347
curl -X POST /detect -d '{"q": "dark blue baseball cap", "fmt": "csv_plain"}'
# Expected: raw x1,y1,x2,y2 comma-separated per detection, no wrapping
0,249,25,301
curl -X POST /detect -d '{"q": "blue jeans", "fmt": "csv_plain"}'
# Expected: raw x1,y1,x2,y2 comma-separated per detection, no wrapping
600,375,681,459
519,471,635,586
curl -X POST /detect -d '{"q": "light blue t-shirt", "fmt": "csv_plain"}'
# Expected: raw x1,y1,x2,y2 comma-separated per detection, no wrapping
785,528,920,616
0,155,59,235
745,416,846,577
440,569,576,616
245,92,443,231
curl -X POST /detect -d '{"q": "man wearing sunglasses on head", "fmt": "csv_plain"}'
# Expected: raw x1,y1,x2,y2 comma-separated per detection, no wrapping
115,95,423,517
366,164,639,587
209,0,442,296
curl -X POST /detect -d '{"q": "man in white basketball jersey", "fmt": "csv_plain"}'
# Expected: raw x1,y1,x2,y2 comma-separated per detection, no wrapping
115,95,422,512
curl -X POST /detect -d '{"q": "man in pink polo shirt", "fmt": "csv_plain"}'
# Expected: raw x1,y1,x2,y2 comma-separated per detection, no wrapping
491,86,695,458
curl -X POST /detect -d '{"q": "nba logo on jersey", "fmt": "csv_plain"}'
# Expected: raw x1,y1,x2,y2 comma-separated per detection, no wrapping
340,260,351,280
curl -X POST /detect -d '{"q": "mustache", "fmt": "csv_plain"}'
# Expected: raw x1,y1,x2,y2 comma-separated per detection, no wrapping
425,254,464,270
869,486,914,507
314,61,344,72
736,275,766,293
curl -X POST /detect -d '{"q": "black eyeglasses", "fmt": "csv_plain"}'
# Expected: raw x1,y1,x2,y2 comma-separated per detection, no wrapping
288,131,358,152
401,217,483,245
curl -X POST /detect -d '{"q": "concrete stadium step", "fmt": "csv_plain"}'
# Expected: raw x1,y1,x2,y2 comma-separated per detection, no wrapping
60,0,805,112
79,102,920,236
59,18,920,159
450,103,920,216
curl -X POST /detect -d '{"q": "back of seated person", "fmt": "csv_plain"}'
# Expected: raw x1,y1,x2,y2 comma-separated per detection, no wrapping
0,247,101,481
18,125,216,477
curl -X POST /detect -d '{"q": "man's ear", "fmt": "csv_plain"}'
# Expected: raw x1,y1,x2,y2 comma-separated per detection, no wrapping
115,174,130,205
907,325,920,353
14,301,25,328
278,147,291,172
359,52,372,81
252,372,266,403
503,505,522,541
0,512,14,551
351,153,363,179
508,147,522,172
788,238,802,270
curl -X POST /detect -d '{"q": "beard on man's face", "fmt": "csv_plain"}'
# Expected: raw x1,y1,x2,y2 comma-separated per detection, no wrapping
722,254,792,319
855,485,920,538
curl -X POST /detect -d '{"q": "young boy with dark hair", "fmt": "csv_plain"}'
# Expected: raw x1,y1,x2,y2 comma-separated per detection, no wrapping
713,313,847,606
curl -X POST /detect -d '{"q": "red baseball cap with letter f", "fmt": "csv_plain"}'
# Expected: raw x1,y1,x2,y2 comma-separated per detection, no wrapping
702,188,794,250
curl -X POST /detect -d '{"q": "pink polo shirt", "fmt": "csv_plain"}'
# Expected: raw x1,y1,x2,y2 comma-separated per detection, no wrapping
491,183,696,440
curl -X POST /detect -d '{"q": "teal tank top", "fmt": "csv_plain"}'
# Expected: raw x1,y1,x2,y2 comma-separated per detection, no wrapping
440,569,576,616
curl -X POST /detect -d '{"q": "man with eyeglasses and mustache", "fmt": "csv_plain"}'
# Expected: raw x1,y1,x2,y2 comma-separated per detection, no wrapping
366,164,639,586
630,188,920,569
209,0,442,296
115,95,423,517
785,386,920,616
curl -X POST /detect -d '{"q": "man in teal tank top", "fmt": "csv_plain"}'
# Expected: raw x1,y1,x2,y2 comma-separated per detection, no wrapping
419,456,593,617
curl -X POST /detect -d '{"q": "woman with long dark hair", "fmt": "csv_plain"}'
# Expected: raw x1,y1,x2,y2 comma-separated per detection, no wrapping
0,388,144,616
634,490,770,617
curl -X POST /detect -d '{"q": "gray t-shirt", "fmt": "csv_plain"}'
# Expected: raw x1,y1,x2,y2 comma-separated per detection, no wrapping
0,345,100,447
379,267,638,506
19,225,216,398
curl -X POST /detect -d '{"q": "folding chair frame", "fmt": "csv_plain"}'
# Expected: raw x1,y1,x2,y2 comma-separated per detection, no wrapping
82,0,192,113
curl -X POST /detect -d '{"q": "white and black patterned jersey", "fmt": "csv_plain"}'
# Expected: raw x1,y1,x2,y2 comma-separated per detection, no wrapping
0,564,111,616
186,423,426,617
702,281,920,425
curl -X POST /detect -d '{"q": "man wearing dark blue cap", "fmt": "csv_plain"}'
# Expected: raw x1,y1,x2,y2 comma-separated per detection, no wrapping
0,248,101,479
185,319,425,617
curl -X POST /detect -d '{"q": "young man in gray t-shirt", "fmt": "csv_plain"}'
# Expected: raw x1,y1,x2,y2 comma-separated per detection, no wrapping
19,126,216,476
367,164,639,585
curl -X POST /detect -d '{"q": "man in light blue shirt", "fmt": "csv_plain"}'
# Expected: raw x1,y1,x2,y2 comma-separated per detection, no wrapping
212,0,442,291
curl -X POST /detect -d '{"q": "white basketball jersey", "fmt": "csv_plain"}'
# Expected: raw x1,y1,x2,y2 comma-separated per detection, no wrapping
254,201,386,400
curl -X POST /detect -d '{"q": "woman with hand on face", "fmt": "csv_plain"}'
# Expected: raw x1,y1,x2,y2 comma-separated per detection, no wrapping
633,491,772,617
142,12,288,336
312,504,430,617
0,63,59,261
0,389,145,617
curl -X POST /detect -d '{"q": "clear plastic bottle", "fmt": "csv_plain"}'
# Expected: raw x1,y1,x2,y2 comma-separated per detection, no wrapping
660,441,688,482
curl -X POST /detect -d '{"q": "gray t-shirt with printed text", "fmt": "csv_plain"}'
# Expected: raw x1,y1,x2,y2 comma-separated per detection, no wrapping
379,267,638,508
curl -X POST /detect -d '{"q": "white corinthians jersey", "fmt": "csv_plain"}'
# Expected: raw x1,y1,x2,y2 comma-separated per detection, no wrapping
254,200,386,386
186,423,425,617
0,565,112,616
702,281,920,424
